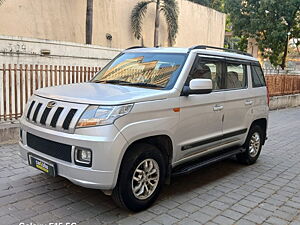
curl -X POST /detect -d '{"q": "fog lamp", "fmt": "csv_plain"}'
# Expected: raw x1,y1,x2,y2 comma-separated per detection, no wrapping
75,147,92,166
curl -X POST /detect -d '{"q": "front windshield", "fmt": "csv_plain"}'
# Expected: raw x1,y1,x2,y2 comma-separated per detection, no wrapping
91,52,187,90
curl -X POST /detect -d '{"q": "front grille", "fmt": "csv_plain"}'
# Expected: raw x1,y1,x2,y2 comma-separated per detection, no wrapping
27,133,72,162
25,97,84,132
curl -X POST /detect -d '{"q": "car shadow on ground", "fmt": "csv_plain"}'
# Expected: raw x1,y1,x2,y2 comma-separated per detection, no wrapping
26,157,245,211
162,158,245,197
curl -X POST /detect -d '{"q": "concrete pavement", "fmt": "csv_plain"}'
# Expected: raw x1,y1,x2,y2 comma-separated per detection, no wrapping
0,107,300,225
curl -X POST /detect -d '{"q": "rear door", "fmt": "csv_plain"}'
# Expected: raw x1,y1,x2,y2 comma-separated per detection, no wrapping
221,60,252,147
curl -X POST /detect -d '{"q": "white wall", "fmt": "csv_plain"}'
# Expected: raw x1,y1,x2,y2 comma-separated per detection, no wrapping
0,35,121,67
0,0,225,49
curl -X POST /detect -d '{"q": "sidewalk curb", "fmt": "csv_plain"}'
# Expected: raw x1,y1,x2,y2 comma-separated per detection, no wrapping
269,94,300,110
0,123,19,144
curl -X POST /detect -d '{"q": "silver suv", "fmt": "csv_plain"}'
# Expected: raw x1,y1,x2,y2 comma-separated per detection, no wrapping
19,45,269,211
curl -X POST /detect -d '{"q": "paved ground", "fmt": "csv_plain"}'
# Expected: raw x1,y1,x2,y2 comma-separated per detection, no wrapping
1,107,300,225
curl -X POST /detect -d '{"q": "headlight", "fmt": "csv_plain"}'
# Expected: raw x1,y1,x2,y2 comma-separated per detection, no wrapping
76,104,133,128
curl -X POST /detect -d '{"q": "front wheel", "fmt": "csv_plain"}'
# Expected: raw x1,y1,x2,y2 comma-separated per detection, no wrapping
112,143,166,212
237,125,263,165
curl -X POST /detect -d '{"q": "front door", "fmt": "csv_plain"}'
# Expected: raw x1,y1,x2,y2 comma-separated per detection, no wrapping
174,56,225,162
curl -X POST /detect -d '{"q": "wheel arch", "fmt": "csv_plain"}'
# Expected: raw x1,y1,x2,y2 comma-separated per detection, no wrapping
114,134,174,188
250,118,268,144
129,135,173,163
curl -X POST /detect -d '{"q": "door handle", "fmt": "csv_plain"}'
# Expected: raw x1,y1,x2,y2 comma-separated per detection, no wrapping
245,100,253,105
213,105,223,111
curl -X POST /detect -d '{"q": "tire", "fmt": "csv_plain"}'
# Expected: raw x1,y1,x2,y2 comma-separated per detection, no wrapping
237,125,263,165
112,143,166,212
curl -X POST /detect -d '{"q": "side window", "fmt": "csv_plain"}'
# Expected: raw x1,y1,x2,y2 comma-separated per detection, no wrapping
187,57,223,90
225,63,247,89
252,65,266,87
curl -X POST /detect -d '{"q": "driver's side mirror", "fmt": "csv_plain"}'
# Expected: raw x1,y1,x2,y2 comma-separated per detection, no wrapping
182,79,212,96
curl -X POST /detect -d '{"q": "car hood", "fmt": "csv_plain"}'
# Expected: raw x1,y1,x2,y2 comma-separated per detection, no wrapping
35,83,171,105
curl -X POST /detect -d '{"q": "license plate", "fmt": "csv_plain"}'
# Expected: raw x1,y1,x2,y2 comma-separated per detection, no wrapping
28,154,57,176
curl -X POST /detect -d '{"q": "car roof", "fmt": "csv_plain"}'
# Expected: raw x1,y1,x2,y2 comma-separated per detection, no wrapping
124,47,258,62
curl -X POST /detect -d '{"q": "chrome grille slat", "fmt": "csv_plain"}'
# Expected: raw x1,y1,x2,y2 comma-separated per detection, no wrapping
40,107,52,125
62,109,78,130
32,103,43,122
50,107,64,128
55,107,70,129
29,103,39,121
26,101,35,119
36,104,47,124
68,107,85,129
45,105,57,127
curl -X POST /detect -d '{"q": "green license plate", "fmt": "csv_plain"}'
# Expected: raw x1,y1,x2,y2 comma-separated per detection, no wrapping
28,154,57,176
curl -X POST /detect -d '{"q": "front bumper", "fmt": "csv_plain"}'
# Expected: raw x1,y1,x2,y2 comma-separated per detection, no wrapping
19,117,127,190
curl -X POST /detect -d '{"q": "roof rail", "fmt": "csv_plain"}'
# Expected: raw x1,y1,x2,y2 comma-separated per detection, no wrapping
125,46,146,50
189,45,252,57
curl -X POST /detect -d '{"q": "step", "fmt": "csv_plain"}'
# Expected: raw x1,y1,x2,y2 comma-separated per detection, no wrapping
172,147,245,176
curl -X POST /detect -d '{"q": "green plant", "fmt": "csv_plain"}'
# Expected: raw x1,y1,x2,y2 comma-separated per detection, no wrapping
131,0,179,47
225,0,300,69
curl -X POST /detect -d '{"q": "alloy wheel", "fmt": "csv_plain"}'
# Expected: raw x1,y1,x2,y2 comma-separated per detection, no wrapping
131,159,160,200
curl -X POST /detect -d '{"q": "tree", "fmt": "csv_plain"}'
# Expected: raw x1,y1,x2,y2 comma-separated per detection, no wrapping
225,0,300,69
0,0,5,6
131,0,179,47
86,0,93,44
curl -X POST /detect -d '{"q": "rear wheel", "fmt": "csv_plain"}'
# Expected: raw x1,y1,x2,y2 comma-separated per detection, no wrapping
237,125,263,165
112,143,166,212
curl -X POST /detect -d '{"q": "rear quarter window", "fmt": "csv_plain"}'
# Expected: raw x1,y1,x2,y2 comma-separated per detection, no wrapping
251,65,266,87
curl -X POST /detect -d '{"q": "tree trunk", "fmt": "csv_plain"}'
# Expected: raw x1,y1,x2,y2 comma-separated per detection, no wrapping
86,0,93,44
280,34,289,70
168,32,173,47
153,0,160,47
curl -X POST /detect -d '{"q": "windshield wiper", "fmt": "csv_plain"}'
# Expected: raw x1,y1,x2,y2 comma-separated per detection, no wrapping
92,80,131,84
92,80,163,88
126,82,163,88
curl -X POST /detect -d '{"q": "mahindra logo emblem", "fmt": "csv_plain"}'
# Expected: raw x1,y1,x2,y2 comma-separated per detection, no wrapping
46,101,56,108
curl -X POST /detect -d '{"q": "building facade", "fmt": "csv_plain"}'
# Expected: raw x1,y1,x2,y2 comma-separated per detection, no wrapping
0,0,225,48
